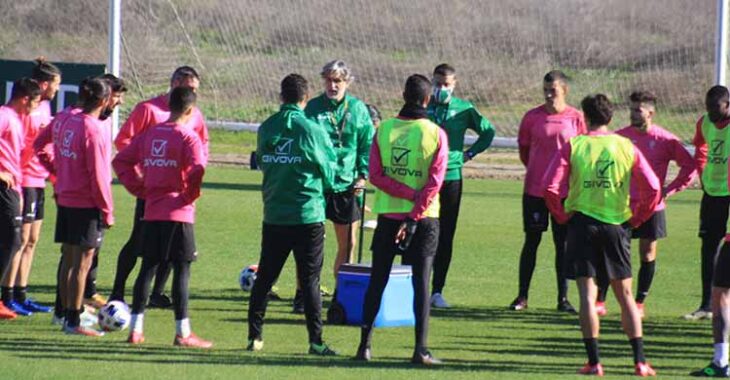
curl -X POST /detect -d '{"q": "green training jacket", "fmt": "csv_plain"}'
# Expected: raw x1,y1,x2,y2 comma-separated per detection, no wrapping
305,93,374,193
257,103,336,225
427,96,495,181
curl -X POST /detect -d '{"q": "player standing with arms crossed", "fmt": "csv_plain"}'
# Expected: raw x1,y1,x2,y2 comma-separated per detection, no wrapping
510,70,585,313
544,94,660,376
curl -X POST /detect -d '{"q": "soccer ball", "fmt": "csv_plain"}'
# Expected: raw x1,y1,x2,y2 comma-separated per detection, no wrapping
98,301,131,332
239,264,258,292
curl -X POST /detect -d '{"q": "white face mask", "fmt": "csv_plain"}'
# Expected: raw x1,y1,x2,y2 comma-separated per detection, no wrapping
433,86,453,104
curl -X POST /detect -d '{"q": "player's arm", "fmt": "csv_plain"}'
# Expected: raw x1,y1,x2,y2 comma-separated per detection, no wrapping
114,103,150,152
407,128,448,220
33,118,55,174
664,138,697,198
628,147,661,228
368,134,417,201
543,143,572,224
181,133,206,204
692,116,707,178
465,107,495,161
86,129,114,227
112,133,145,200
517,113,531,167
304,121,337,191
193,110,210,164
355,108,375,184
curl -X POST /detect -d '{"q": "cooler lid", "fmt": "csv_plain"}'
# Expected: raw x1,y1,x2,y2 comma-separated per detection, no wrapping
339,263,412,275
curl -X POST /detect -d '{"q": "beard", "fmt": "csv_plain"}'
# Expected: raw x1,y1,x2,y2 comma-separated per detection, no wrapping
99,107,114,121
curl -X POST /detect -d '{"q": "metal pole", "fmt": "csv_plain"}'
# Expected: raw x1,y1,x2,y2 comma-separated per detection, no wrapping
716,0,729,86
109,0,121,137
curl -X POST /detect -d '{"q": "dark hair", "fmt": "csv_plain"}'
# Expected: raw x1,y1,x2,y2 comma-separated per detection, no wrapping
581,94,613,126
707,85,730,104
366,104,381,123
99,73,127,93
10,78,41,100
280,73,309,104
403,74,432,105
433,63,456,77
171,66,200,83
31,57,61,83
79,78,110,111
544,70,569,84
629,90,657,106
169,86,197,114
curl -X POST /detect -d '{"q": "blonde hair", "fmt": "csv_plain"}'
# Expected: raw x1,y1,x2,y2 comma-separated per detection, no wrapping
320,60,354,83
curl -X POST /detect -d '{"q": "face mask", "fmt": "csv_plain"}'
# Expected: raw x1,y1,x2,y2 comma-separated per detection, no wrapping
433,86,453,104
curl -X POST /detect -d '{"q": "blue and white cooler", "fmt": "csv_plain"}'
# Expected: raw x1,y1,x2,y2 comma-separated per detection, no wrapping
328,263,415,327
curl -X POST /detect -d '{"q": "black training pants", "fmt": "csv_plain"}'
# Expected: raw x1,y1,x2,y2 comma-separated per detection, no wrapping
362,216,438,352
699,192,730,309
433,179,461,295
248,222,325,344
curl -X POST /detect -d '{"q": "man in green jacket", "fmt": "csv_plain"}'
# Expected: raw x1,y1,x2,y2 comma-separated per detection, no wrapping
247,73,337,356
427,63,495,308
303,60,374,311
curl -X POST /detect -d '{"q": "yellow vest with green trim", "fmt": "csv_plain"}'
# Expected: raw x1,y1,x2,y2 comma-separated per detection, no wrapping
700,114,730,196
564,134,635,225
372,118,441,218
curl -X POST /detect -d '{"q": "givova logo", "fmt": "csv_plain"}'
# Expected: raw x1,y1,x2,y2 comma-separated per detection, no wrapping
59,130,77,160
383,145,422,177
583,159,623,189
151,139,167,157
596,160,614,179
262,138,302,164
391,147,410,167
710,140,728,164
144,139,178,168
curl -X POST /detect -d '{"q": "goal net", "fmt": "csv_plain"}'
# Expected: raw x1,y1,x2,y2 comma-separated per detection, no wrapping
0,0,720,140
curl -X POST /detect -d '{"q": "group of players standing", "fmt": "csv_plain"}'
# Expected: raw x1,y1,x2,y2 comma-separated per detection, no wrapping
0,60,214,347
2,57,730,376
250,61,730,377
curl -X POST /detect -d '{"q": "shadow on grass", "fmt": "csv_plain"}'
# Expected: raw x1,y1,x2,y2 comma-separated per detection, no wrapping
0,335,574,374
201,182,261,192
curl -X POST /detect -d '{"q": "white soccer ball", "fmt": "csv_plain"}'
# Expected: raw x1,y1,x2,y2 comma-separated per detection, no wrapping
239,264,258,292
98,301,131,332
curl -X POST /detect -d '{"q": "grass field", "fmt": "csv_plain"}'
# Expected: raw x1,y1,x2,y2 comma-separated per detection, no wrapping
0,166,715,379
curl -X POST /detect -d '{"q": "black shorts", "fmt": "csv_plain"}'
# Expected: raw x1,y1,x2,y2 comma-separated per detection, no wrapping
325,190,361,225
632,209,667,240
714,241,730,288
54,206,105,249
142,221,197,263
566,213,632,282
370,216,439,260
699,192,730,239
0,185,22,255
522,194,560,232
21,187,45,223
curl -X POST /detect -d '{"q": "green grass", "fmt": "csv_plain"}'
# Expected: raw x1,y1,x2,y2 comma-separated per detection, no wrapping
0,167,714,379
